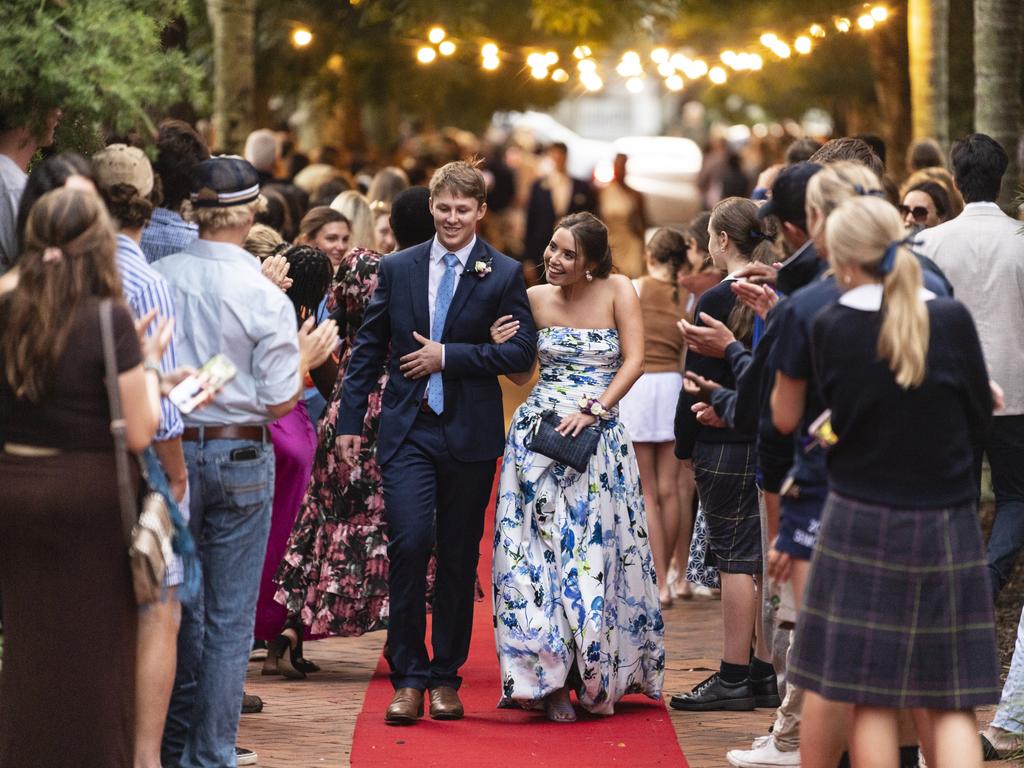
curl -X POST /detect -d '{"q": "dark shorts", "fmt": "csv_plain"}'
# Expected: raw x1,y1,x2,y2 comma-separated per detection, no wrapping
693,440,761,575
787,491,1000,709
775,483,827,561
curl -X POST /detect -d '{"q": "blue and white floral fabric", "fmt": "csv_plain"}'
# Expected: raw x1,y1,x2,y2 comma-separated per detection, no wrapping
493,326,665,715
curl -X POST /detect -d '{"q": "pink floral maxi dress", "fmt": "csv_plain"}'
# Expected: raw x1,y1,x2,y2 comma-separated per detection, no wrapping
274,248,391,636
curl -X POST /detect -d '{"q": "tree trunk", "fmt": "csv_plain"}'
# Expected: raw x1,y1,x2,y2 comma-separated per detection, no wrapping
974,0,1023,208
205,0,255,153
865,2,913,178
908,0,949,148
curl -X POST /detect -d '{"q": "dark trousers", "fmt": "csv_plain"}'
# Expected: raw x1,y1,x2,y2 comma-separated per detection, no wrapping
979,415,1024,600
381,409,496,691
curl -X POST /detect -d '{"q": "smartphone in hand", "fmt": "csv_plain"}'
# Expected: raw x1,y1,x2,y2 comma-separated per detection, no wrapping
168,354,237,414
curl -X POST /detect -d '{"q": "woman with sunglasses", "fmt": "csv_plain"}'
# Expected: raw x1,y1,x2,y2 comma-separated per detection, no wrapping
900,181,952,231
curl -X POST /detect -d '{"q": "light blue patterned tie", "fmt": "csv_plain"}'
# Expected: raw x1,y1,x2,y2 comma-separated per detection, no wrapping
427,252,460,414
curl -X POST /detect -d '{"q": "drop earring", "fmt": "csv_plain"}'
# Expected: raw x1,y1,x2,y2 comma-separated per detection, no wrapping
585,270,593,282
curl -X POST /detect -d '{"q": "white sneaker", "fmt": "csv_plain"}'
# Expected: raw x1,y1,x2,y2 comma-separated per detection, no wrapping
727,736,800,767
750,734,772,749
236,746,258,766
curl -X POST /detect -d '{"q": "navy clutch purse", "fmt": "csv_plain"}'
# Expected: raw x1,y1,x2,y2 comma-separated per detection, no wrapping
526,409,602,472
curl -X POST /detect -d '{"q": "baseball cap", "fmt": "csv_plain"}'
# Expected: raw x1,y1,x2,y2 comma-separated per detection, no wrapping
92,143,154,197
757,161,823,231
190,156,261,208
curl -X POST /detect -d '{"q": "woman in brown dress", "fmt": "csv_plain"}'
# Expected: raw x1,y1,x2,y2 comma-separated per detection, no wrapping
0,187,165,767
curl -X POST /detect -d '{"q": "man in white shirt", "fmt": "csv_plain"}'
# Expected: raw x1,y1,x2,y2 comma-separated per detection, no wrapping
918,133,1024,600
0,109,60,273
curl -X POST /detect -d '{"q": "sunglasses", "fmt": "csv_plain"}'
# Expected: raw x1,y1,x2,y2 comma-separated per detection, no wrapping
898,204,931,222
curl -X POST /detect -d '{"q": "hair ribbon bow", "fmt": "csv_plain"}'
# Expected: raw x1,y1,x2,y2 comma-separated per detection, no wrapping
878,234,922,276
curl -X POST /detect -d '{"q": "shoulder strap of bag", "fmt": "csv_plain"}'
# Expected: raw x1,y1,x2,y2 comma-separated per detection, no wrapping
99,299,137,545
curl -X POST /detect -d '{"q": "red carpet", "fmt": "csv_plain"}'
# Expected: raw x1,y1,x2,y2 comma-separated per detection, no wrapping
350,475,688,767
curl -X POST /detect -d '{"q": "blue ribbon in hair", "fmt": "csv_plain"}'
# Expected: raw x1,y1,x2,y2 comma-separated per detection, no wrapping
878,234,922,276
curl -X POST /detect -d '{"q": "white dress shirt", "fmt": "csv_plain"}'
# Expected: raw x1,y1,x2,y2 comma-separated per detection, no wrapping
428,234,476,345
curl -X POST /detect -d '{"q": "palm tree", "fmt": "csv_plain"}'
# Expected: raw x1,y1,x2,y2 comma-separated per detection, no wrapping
974,0,1023,208
908,0,949,148
205,0,256,152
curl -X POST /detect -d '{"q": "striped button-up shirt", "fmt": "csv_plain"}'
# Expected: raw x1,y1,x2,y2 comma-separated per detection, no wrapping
140,207,198,264
115,234,184,440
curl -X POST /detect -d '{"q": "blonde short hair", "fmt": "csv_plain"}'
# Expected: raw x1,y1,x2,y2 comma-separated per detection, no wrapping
181,196,266,232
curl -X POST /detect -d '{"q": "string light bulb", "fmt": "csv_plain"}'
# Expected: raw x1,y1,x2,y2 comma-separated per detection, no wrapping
531,65,549,79
748,53,764,70
526,52,545,68
708,66,727,84
545,51,559,66
809,23,826,38
665,74,684,91
870,6,888,21
482,56,500,70
577,58,597,74
481,43,498,58
760,33,779,47
573,45,592,59
417,46,437,64
626,77,644,94
857,14,875,29
657,61,675,77
794,36,812,54
439,40,456,56
552,68,569,83
581,72,603,92
427,26,446,44
291,28,313,48
651,47,670,64
835,17,852,32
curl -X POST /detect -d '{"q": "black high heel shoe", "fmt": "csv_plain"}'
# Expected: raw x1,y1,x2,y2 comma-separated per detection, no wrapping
286,617,320,674
262,632,305,680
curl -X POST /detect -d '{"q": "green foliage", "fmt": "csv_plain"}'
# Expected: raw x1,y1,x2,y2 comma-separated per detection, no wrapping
0,0,203,139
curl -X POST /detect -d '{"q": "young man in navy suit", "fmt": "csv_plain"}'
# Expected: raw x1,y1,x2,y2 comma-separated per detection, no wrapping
337,161,537,724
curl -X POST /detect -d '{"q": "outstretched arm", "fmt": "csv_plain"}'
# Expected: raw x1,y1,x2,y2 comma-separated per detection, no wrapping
444,265,537,377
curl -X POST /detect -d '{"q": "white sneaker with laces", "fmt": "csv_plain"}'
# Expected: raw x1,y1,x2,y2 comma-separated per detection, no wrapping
236,746,258,766
726,735,800,767
750,734,772,750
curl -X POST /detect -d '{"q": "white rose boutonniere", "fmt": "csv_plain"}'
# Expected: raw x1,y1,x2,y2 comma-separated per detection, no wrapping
472,258,493,278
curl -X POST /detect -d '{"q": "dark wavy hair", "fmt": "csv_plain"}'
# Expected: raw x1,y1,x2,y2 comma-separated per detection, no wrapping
905,181,952,222
950,133,1008,203
555,211,612,279
15,153,96,257
153,119,210,212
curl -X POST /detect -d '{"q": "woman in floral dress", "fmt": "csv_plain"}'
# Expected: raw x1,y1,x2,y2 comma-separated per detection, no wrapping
274,245,391,638
491,212,665,722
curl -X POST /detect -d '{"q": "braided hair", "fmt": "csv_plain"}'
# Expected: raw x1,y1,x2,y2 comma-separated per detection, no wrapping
646,227,690,303
279,244,332,323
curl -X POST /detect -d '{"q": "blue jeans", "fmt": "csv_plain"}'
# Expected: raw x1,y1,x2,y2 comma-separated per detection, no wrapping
161,437,274,768
993,602,1024,734
983,415,1024,599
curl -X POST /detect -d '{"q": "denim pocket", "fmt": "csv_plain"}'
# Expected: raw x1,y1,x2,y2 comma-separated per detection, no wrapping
217,450,271,515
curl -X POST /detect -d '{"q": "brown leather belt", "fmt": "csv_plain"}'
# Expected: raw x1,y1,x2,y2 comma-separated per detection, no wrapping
182,425,266,442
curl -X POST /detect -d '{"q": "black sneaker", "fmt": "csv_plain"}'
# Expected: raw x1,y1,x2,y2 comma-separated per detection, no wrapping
669,672,756,711
751,671,781,708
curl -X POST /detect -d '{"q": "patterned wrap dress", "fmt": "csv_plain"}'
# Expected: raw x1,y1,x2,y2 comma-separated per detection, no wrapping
493,326,665,714
274,248,391,636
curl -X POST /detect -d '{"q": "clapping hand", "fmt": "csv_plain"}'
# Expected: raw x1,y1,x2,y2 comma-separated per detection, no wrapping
490,314,520,343
691,401,726,428
298,316,339,371
400,332,443,379
261,254,293,292
135,308,174,364
732,280,778,320
733,262,779,287
678,313,736,358
683,371,722,404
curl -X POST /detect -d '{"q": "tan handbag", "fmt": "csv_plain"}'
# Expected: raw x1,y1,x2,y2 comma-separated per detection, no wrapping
99,299,174,605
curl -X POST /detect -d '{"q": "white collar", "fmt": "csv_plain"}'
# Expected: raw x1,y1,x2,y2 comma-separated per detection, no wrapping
430,234,476,268
963,201,1002,212
839,283,936,311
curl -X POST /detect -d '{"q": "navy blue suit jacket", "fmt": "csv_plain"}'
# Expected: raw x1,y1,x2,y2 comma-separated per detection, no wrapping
336,238,537,465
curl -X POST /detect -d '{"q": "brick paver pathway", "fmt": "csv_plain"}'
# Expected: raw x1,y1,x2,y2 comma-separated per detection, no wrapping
237,597,1009,767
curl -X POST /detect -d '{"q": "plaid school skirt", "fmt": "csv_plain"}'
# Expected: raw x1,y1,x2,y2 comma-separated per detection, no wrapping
787,491,1001,710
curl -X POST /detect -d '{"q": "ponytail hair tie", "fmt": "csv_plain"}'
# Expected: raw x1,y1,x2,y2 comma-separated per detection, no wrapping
853,184,887,199
749,228,770,243
878,234,922,276
41,247,63,264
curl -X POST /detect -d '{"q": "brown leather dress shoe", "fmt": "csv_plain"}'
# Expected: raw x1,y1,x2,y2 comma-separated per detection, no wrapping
429,686,464,720
385,687,424,725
